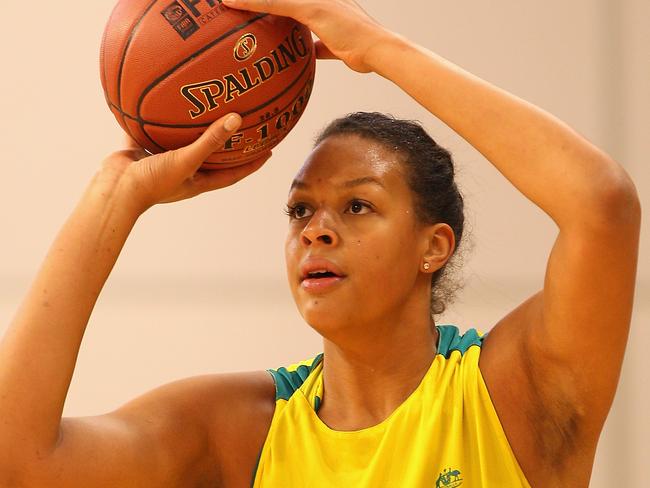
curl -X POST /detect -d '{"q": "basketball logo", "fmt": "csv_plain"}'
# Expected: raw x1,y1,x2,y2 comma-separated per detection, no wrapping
161,3,185,23
160,1,199,40
234,33,258,62
435,467,463,487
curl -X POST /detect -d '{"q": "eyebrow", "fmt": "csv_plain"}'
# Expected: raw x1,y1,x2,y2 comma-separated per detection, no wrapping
289,176,386,191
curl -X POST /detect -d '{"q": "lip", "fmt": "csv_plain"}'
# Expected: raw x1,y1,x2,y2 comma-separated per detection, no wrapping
299,257,345,281
301,275,345,293
299,257,346,293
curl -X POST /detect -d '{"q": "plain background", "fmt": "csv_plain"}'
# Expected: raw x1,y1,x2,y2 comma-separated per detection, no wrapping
0,0,647,485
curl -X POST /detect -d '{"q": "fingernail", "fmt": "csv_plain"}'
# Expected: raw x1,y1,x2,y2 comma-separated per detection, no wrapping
224,114,241,131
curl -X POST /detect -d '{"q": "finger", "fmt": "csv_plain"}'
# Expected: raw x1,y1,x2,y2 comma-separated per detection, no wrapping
192,152,272,193
222,0,294,16
123,132,141,150
203,152,253,169
122,132,149,159
174,113,242,172
314,40,338,60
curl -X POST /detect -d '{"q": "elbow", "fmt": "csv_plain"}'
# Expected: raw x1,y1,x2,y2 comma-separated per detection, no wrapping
570,152,641,228
596,167,641,225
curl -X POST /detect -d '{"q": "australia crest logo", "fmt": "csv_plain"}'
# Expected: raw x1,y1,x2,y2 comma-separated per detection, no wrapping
435,467,463,487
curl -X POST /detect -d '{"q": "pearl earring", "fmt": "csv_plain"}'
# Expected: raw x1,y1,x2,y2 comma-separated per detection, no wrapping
423,262,431,270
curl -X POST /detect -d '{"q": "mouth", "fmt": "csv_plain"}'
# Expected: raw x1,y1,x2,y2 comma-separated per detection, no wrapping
301,273,345,293
302,270,341,280
299,260,346,293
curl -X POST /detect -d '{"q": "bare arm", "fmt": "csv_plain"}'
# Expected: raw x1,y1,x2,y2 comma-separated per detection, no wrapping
360,24,640,488
0,114,271,485
354,8,640,442
367,40,639,224
0,160,140,465
352,23,641,452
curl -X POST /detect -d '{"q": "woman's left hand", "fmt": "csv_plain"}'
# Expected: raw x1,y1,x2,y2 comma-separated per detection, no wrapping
222,0,394,73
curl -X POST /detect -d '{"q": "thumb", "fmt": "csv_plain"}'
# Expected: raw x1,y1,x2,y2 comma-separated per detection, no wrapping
123,132,148,159
175,113,242,172
222,0,295,17
315,40,339,60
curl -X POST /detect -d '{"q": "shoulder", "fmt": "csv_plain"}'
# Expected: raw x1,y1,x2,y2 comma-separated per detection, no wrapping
36,371,278,488
150,371,277,487
128,370,276,429
130,370,277,485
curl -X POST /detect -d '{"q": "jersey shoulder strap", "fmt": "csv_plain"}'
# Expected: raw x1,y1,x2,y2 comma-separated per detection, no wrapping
436,324,485,358
267,353,323,401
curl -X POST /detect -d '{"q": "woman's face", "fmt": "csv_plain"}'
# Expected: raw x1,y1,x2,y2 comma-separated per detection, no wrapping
284,134,439,338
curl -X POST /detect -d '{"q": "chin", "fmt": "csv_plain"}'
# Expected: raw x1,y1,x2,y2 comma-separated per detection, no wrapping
298,299,354,335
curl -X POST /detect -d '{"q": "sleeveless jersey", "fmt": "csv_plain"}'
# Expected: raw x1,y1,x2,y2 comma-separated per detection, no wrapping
250,325,531,487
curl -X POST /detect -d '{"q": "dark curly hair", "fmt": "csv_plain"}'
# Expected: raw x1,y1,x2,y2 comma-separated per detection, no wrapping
315,112,467,317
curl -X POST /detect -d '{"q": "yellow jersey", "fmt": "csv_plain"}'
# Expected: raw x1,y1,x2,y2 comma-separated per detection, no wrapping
251,325,531,487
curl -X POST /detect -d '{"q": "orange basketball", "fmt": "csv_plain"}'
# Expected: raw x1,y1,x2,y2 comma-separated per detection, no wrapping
100,0,316,167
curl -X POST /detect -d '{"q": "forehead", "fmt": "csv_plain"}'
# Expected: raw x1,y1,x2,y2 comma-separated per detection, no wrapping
291,134,407,191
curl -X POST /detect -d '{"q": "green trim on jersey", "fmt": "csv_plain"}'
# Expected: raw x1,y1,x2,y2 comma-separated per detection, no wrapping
436,324,484,358
267,353,324,402
266,325,484,403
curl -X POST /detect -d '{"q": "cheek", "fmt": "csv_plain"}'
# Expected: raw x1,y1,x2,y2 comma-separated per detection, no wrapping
350,240,393,285
357,231,419,282
285,233,300,272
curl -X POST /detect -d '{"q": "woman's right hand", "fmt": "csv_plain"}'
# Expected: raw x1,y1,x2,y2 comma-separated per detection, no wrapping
222,0,394,74
100,113,271,215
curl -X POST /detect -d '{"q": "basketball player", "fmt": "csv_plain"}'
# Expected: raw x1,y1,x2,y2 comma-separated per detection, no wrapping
0,0,640,486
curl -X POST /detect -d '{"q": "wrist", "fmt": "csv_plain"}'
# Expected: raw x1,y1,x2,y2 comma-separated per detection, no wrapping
85,167,146,223
364,32,416,79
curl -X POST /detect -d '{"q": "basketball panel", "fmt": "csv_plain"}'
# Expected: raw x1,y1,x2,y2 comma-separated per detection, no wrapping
124,118,162,154
100,0,158,109
143,69,315,165
118,2,260,117
139,18,312,125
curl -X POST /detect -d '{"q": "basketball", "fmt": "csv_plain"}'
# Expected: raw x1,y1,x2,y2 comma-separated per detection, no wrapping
100,0,316,167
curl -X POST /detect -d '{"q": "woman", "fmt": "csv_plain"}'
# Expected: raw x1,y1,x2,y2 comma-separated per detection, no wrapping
0,0,640,487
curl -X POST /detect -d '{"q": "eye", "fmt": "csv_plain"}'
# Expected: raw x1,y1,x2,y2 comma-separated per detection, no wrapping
284,203,313,219
346,199,372,215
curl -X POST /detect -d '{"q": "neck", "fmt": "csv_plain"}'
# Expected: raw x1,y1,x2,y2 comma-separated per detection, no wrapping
317,314,439,431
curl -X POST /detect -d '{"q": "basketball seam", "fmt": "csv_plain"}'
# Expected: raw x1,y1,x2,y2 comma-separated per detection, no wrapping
115,0,161,146
100,3,131,138
117,0,160,110
141,55,314,153
100,1,128,108
99,7,113,103
131,47,314,129
149,74,314,155
135,13,269,120
134,13,271,154
200,77,314,165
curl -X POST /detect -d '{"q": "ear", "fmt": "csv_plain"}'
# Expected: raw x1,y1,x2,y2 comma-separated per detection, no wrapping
421,223,456,273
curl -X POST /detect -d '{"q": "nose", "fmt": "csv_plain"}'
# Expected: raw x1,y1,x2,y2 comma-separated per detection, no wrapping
300,212,339,247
